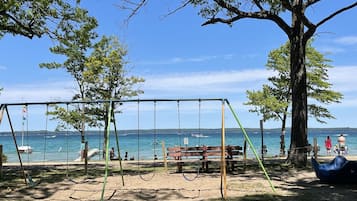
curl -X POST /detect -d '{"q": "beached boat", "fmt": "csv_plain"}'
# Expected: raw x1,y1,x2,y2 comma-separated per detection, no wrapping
74,148,100,162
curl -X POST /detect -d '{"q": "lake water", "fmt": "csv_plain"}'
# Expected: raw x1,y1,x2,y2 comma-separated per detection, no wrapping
1,128,356,163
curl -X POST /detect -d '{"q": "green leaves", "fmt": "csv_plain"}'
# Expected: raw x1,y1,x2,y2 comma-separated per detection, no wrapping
0,0,91,39
42,33,144,132
84,36,144,101
245,40,343,126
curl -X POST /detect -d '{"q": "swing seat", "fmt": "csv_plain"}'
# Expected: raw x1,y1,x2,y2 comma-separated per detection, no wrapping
312,156,357,183
26,174,41,187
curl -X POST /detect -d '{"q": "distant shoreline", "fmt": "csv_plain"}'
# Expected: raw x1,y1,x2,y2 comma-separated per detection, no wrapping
1,127,356,135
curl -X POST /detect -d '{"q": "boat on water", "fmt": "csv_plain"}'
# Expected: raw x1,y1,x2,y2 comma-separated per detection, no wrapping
18,145,32,153
18,105,33,154
191,133,209,138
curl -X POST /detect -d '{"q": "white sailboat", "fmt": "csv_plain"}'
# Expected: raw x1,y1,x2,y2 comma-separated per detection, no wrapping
18,144,33,153
18,105,32,154
191,133,209,138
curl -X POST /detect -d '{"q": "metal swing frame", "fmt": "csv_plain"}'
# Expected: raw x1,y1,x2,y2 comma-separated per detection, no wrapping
136,100,158,181
0,98,276,200
177,100,201,181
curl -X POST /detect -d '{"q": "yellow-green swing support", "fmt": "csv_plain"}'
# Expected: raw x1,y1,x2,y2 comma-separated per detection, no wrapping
225,100,276,193
100,101,125,201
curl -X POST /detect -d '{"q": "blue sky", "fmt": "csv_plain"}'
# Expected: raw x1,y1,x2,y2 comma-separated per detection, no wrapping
1,1,357,131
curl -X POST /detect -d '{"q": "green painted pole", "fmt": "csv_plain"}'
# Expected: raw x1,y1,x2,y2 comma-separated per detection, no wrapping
101,101,113,201
226,100,276,193
111,103,125,186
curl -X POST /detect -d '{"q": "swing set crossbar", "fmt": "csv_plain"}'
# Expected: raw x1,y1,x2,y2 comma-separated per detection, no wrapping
0,98,228,107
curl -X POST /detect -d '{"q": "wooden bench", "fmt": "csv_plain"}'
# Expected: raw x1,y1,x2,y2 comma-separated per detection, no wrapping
167,145,243,172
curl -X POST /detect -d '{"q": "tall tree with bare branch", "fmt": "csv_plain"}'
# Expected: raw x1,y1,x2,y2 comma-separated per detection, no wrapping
121,0,357,167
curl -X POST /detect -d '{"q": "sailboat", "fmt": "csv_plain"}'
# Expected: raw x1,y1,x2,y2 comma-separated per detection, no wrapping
18,144,33,153
191,133,209,138
18,105,32,154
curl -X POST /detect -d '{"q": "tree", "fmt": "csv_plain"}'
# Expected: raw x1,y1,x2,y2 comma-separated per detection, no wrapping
122,0,357,166
245,40,343,157
83,36,144,158
43,34,144,160
1,1,95,97
0,0,91,39
40,10,98,144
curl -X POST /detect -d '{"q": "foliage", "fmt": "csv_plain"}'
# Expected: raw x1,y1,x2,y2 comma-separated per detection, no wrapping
47,104,96,132
84,36,144,103
0,1,93,95
246,85,288,122
246,40,343,125
83,36,144,157
0,0,90,39
40,9,98,139
2,153,7,163
41,28,144,139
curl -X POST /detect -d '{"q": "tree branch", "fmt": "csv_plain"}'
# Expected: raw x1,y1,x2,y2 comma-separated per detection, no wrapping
0,11,40,38
202,0,291,36
120,0,147,22
281,0,292,11
316,2,357,27
253,0,264,11
304,0,321,7
202,15,243,26
161,0,190,18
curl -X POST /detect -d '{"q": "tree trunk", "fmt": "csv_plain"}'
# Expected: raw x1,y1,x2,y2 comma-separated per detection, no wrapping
287,3,308,167
103,110,109,159
280,115,286,156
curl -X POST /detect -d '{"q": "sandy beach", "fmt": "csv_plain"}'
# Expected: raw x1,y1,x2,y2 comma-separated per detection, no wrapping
1,156,357,200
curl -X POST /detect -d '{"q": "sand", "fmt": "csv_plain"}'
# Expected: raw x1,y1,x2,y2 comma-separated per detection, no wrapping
1,156,357,200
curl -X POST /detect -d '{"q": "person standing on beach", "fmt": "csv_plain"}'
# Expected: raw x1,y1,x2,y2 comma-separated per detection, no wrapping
338,134,346,155
325,136,332,155
110,147,115,160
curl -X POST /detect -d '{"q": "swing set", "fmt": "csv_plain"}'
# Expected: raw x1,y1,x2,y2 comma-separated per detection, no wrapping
0,98,276,200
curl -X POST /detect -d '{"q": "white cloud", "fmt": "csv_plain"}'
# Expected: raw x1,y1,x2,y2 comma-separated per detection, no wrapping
329,66,357,93
0,80,75,103
143,69,274,96
316,36,357,54
329,98,357,108
2,67,357,129
334,36,357,45
318,46,345,54
0,65,7,70
2,66,357,111
136,54,234,65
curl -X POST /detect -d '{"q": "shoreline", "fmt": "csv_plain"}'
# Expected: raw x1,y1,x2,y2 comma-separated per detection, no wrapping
4,153,357,166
